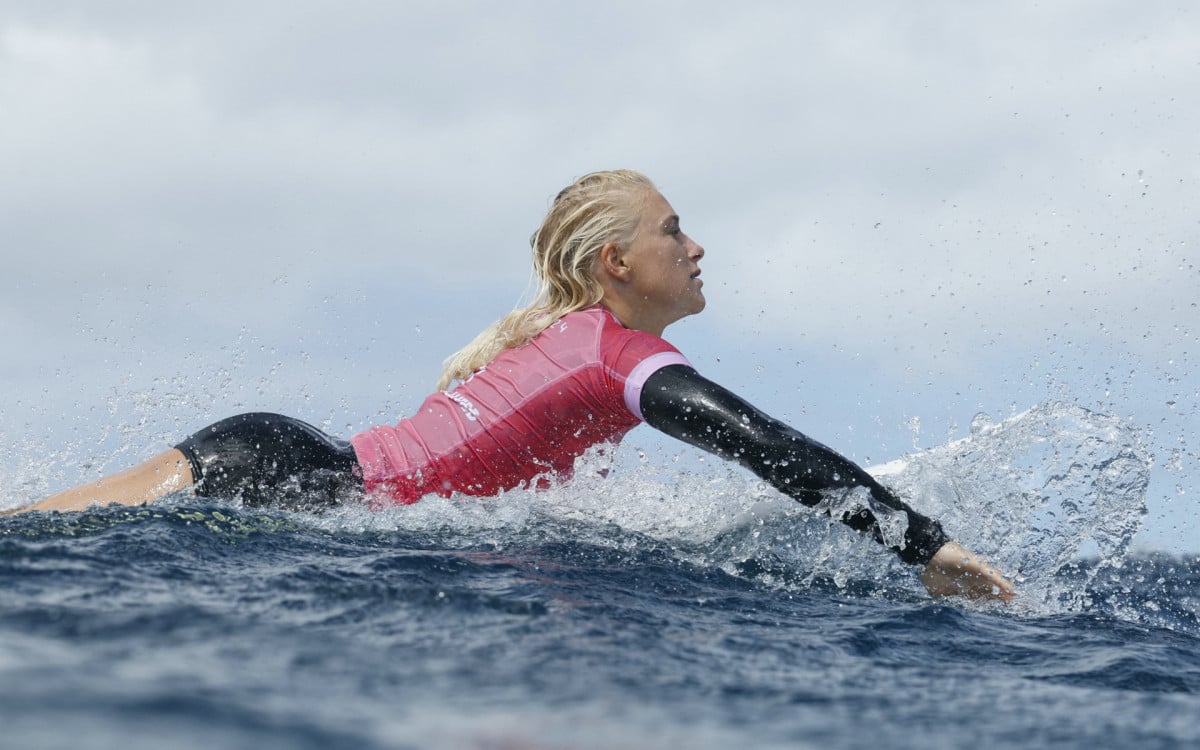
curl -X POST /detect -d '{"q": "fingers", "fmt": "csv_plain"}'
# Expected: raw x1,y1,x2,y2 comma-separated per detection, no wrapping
920,541,1017,602
958,561,1017,601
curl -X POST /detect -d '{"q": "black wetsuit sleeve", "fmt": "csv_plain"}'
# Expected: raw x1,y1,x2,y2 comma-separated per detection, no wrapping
639,365,950,566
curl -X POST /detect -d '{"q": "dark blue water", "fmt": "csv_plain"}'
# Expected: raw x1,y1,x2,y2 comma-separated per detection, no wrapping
3,403,1197,749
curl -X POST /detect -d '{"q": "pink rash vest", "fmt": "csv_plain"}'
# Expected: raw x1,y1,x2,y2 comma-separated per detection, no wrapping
350,305,691,505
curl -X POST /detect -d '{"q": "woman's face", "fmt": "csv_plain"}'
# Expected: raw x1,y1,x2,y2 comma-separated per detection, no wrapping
619,190,706,333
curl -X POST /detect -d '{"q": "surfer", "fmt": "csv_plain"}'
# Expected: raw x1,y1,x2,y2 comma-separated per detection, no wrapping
7,170,1015,601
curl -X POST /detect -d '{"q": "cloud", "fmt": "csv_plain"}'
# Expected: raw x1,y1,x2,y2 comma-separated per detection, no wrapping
3,2,1195,364
674,2,1200,378
0,1,1196,545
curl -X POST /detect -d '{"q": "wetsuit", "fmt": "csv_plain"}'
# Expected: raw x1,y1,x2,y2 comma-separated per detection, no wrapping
177,305,948,565
176,413,361,512
350,305,689,502
640,365,948,565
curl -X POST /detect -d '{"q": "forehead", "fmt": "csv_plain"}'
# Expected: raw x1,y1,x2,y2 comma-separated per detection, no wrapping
638,190,676,225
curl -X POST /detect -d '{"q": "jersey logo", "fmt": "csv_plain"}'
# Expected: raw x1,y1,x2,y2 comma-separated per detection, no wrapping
446,390,480,422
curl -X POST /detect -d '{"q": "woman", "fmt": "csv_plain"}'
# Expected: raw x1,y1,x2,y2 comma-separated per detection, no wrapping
7,170,1015,601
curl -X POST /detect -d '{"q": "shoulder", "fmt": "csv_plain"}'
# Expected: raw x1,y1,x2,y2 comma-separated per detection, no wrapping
544,305,660,352
538,305,691,377
592,305,673,349
588,306,691,379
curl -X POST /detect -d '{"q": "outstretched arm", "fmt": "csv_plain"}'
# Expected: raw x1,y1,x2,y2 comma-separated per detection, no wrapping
639,365,1015,601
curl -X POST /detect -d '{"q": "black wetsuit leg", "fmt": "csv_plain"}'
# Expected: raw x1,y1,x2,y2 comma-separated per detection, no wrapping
640,365,949,566
175,413,363,511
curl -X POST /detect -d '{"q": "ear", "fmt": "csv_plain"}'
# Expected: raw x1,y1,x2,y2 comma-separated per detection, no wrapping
597,241,632,282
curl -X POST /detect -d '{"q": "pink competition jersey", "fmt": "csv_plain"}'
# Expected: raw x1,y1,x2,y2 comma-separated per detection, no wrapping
350,305,691,505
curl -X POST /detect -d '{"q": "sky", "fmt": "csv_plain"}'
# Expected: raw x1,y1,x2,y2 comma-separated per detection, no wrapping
1,1,1196,551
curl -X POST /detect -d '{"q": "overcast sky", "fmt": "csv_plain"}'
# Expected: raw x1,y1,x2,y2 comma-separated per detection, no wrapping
2,1,1196,550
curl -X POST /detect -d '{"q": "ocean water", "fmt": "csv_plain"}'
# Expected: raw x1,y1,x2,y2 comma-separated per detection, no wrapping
2,402,1198,749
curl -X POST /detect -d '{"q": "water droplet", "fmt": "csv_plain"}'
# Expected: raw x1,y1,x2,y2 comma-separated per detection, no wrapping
970,412,994,435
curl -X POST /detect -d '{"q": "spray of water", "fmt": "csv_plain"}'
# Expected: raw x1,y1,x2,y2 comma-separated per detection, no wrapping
3,400,1155,620
872,401,1151,607
300,403,1148,613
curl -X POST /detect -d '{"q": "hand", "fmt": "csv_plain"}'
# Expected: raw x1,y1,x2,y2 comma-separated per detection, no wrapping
920,541,1017,602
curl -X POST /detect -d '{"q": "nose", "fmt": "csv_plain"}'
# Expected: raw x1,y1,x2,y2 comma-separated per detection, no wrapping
689,235,705,260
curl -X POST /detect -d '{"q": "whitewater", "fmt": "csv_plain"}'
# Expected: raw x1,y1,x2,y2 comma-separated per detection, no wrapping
2,401,1198,749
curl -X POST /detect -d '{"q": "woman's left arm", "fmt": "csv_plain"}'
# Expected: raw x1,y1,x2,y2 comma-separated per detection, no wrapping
639,364,1015,601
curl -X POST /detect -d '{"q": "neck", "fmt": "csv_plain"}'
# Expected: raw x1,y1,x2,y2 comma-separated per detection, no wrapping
598,296,666,336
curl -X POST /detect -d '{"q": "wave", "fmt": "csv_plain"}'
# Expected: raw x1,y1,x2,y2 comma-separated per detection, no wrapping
2,401,1162,621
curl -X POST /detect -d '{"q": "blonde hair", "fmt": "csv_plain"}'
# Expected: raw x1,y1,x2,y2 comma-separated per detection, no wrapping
436,169,655,390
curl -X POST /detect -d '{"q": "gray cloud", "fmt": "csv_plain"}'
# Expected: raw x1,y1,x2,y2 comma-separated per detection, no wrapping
1,1,1196,546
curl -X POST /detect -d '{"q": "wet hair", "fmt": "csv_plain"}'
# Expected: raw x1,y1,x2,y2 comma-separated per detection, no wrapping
436,169,654,390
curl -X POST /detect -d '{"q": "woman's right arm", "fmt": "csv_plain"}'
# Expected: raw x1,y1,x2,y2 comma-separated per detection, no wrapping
639,364,1015,600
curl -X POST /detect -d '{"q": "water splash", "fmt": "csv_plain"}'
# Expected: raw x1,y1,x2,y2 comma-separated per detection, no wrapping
873,401,1152,606
289,402,1155,607
4,400,1155,616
